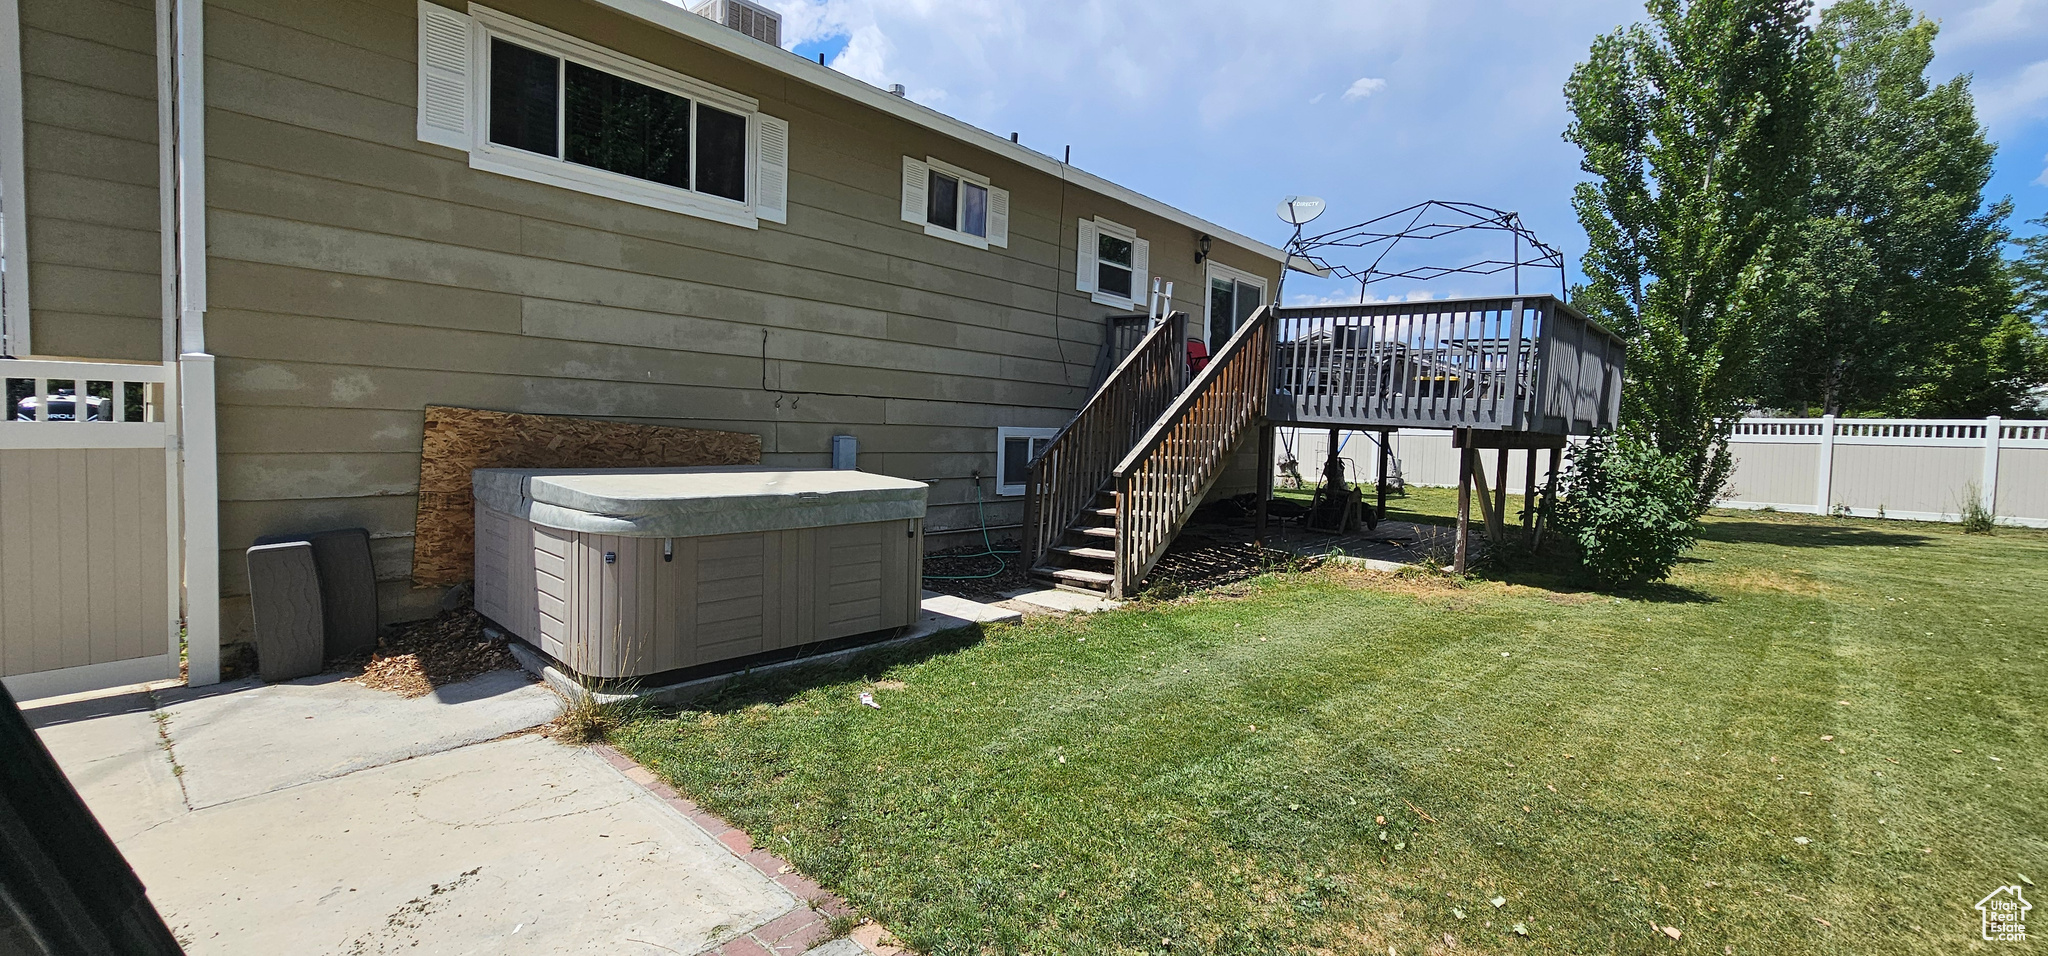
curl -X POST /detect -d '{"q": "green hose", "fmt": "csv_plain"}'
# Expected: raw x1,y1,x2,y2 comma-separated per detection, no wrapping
922,477,1020,580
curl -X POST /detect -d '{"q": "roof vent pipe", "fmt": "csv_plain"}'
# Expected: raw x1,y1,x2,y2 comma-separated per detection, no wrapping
889,84,906,96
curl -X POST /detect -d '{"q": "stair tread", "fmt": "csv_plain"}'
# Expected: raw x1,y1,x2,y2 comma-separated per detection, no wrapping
1075,526,1119,538
1052,545,1115,561
1033,565,1114,585
1085,507,1117,516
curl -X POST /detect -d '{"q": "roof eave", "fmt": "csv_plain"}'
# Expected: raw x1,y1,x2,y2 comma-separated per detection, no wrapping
581,0,1286,264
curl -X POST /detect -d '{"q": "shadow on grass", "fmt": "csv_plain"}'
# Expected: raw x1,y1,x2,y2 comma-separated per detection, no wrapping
649,623,994,716
1699,518,1933,549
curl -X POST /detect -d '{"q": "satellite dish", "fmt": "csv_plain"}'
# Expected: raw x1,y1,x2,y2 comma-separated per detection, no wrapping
1277,195,1326,226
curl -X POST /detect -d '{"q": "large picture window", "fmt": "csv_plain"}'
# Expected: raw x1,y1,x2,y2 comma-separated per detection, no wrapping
417,5,789,228
488,37,740,203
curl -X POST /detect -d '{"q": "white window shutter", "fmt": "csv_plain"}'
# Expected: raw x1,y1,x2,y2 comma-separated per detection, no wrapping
1076,218,1098,294
986,187,1010,248
900,157,929,224
416,1,474,150
755,114,789,224
1130,237,1150,307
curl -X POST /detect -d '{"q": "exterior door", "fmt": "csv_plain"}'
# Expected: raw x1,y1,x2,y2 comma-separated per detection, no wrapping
1206,264,1267,353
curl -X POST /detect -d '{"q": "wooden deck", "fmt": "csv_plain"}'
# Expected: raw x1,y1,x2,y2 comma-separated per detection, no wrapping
1269,295,1624,436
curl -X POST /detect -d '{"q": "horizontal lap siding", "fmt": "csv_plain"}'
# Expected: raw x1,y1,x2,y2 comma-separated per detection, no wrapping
17,0,163,360
200,0,1278,644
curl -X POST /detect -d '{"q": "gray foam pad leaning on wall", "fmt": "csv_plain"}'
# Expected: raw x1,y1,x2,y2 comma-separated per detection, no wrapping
257,528,378,660
246,541,325,683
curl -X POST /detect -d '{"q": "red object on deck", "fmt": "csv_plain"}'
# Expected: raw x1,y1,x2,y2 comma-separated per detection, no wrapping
1186,339,1210,374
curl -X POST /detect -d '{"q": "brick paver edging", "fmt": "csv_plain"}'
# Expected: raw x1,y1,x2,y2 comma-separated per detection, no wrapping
592,744,908,956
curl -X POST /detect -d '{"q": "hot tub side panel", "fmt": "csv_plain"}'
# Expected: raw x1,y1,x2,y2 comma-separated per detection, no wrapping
480,509,925,681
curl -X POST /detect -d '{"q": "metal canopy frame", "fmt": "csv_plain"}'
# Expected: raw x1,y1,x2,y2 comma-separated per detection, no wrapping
1283,200,1567,302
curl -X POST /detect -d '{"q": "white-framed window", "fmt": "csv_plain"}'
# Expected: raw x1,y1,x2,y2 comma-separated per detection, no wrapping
1204,261,1267,352
415,2,789,228
1074,217,1149,310
900,156,1009,249
995,426,1059,497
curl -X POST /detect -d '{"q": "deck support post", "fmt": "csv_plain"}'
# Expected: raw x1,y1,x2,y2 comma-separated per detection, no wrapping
1254,423,1274,547
1493,446,1509,536
1522,447,1538,539
1533,445,1562,551
1376,430,1390,521
1454,431,1472,574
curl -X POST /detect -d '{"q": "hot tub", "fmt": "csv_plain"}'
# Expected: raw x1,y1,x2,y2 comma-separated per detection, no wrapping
472,467,927,680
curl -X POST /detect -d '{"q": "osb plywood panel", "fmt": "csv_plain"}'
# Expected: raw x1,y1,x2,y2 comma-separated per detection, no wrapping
411,406,760,587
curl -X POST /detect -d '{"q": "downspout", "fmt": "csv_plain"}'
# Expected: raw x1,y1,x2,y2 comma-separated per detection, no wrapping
0,0,30,356
169,0,219,685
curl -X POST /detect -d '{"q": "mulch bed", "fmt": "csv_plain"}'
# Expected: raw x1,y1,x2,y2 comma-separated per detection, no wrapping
921,542,1034,602
342,606,520,698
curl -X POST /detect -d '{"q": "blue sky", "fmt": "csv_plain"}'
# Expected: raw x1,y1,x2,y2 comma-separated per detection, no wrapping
756,0,2048,306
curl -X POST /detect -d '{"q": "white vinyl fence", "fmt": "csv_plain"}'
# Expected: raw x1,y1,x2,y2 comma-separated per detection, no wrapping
1277,416,2048,528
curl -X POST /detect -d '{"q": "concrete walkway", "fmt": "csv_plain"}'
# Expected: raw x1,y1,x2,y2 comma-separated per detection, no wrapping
27,669,862,956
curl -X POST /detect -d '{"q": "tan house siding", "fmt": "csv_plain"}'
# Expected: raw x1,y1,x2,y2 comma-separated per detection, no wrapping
15,0,162,361
20,0,1277,645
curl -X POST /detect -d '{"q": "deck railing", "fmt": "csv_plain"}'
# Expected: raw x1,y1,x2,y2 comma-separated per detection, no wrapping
1111,306,1274,596
1270,296,1623,434
1023,313,1189,568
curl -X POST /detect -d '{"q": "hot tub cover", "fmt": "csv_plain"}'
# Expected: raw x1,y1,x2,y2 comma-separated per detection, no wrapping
473,466,927,537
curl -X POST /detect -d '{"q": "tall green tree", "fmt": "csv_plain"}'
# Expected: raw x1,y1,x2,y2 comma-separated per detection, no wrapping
1755,1,2017,417
2016,213,2048,324
1565,0,1819,509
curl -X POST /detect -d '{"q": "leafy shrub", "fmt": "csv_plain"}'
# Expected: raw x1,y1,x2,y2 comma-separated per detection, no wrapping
1554,430,1700,587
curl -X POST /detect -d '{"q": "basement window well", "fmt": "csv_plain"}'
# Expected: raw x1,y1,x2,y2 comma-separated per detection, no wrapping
996,426,1058,496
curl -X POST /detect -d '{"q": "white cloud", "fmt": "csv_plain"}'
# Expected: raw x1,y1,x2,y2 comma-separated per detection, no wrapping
1978,58,2048,126
1342,77,1388,101
1286,288,1440,307
2038,152,2048,186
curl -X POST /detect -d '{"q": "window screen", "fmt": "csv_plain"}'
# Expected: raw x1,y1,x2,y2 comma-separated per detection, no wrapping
1002,436,1034,487
960,182,988,238
695,103,748,201
1098,233,1134,299
564,61,690,188
490,39,560,157
927,170,959,230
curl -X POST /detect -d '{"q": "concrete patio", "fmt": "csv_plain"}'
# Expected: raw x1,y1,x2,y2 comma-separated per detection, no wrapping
25,668,859,955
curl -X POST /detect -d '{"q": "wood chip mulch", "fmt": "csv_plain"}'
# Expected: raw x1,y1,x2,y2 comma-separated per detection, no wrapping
920,542,1035,602
344,606,519,698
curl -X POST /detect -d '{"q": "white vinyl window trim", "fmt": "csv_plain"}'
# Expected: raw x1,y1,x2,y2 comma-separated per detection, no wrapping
900,155,1009,250
417,2,789,228
1075,216,1148,310
1203,260,1267,349
995,426,1059,497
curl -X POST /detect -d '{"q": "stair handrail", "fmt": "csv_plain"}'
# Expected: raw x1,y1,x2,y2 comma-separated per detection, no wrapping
1110,306,1275,596
1023,312,1190,567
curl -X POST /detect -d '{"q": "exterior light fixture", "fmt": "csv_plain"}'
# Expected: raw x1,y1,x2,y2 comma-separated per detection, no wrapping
1196,233,1212,264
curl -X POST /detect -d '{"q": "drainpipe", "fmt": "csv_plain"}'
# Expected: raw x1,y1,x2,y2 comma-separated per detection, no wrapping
169,0,219,686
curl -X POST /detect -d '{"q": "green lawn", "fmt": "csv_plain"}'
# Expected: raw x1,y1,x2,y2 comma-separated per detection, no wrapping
617,504,2046,955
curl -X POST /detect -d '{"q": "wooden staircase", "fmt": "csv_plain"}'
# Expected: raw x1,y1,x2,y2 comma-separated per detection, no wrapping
1025,307,1275,598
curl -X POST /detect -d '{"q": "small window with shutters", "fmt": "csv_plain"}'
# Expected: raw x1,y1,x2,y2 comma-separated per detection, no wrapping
901,156,1009,250
1074,217,1148,310
415,2,788,228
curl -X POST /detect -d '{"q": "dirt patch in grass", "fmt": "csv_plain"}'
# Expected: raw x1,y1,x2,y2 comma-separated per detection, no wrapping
344,607,519,698
1311,563,1467,600
1700,566,1824,594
